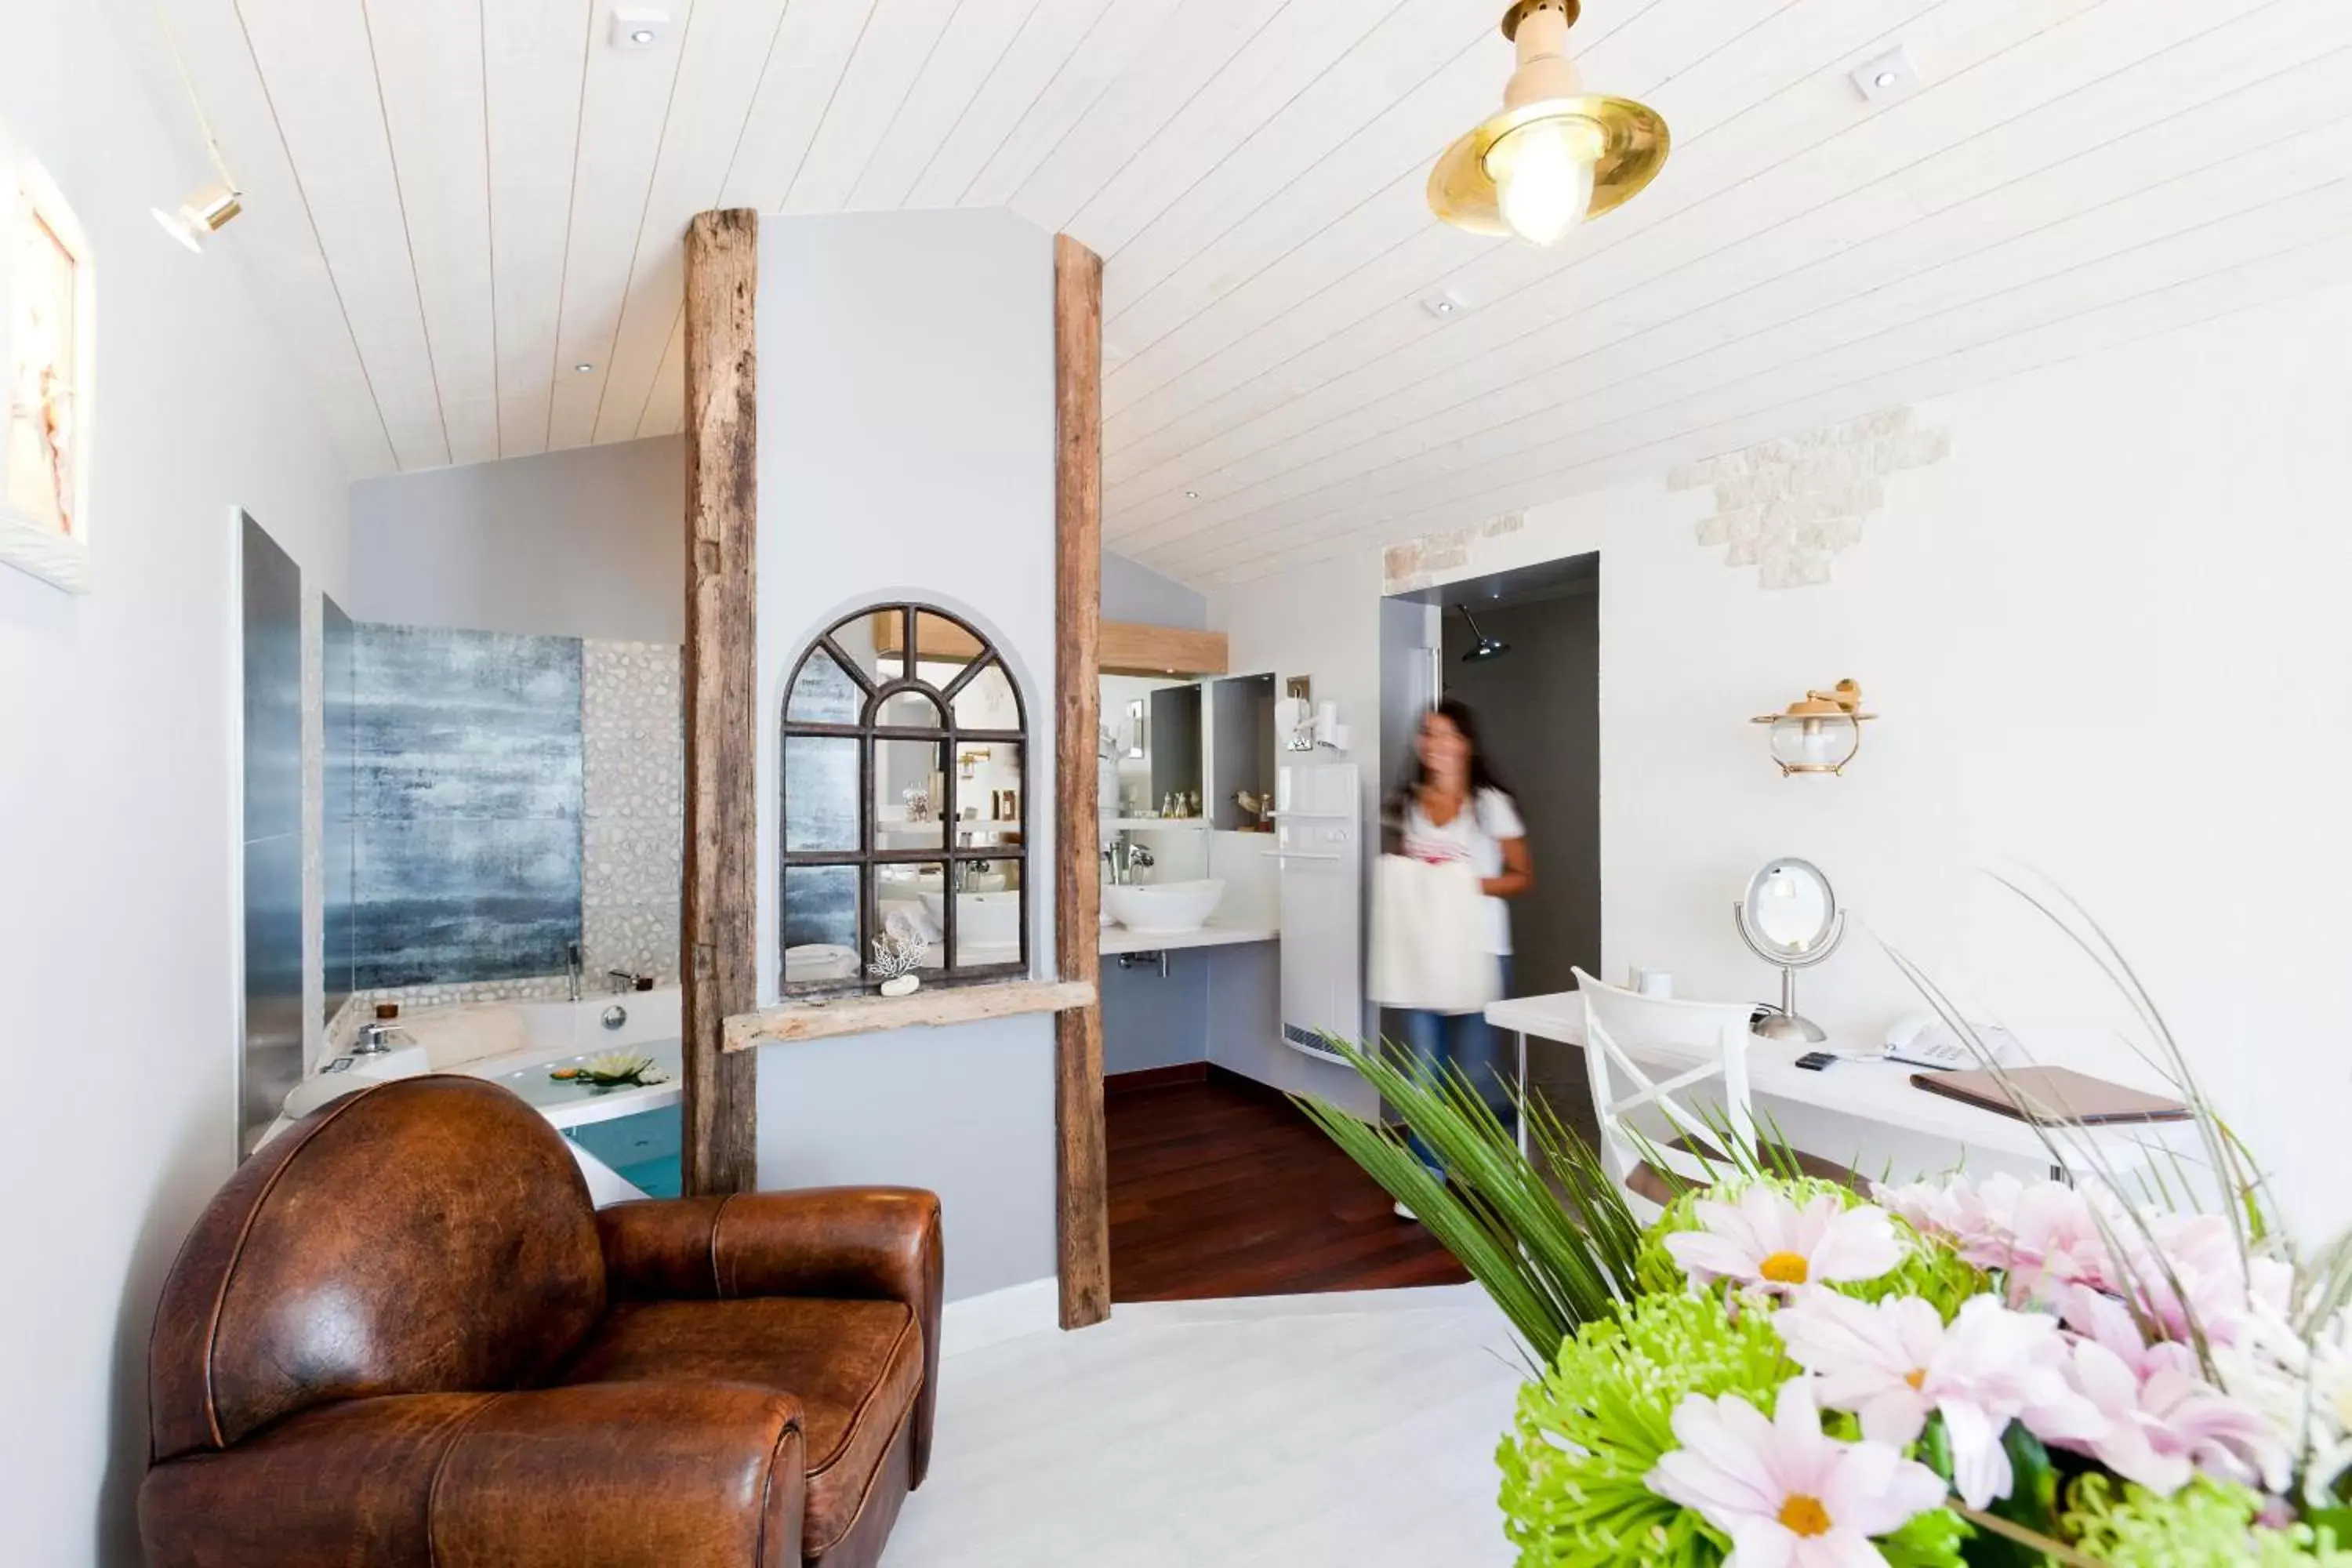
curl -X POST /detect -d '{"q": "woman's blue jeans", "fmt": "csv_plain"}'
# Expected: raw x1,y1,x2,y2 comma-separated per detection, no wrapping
1398,955,1515,1178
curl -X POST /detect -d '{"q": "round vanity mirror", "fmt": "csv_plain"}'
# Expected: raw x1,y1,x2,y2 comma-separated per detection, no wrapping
1733,858,1843,1042
1738,858,1838,959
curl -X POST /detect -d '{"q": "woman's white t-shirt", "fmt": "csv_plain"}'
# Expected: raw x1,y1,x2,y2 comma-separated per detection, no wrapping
1399,786,1525,956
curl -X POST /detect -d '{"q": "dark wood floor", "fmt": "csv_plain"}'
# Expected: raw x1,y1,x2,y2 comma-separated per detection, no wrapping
1106,1067,1472,1303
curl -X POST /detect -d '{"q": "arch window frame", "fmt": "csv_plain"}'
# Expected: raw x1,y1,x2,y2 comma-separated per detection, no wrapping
779,602,1029,996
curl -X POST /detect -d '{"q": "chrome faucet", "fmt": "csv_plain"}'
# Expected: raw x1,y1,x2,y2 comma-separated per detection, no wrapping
606,969,649,994
352,1021,407,1056
566,942,583,1003
1102,838,1155,886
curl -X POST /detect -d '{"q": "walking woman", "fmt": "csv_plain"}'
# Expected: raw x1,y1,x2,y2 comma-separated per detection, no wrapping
1388,697,1533,1203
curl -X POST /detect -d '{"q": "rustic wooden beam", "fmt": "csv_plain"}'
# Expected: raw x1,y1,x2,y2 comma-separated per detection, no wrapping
725,980,1098,1051
681,208,760,1196
1052,232,1110,1330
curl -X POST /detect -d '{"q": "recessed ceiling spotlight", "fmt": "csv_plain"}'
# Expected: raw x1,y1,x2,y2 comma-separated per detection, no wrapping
1421,289,1469,321
1184,489,1200,499
610,6,669,49
1849,46,1919,104
574,361,595,373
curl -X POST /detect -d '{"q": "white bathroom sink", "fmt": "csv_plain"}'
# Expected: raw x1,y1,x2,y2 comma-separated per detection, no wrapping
920,890,1022,945
1104,879,1225,935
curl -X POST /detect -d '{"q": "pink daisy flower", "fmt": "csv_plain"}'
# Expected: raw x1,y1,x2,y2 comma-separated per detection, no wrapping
1664,1185,1905,1296
1648,1377,1947,1567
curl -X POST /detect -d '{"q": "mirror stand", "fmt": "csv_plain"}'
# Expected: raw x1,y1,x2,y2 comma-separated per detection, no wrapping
1732,854,1846,1043
1753,955,1831,1043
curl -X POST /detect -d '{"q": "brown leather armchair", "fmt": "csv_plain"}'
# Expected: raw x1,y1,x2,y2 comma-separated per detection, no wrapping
140,1074,942,1568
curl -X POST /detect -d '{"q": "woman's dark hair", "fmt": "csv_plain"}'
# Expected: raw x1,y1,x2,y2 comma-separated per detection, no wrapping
1406,695,1512,801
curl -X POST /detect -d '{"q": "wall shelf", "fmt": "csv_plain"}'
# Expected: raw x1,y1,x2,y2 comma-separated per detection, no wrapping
724,979,1096,1051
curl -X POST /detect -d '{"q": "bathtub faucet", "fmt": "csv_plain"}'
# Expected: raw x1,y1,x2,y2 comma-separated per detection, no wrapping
606,969,652,994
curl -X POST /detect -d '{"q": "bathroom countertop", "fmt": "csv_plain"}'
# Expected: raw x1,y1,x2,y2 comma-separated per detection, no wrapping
1098,922,1279,956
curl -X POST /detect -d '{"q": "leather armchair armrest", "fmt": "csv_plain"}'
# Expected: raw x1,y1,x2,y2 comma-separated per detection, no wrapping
140,1382,804,1568
598,1188,945,1484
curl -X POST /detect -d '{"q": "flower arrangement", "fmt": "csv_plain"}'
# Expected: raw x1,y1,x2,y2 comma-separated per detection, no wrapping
549,1051,668,1089
1301,884,2352,1566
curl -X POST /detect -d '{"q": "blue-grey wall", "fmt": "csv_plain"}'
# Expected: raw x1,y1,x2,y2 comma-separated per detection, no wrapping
350,624,583,989
1103,549,1206,630
1102,952,1213,1074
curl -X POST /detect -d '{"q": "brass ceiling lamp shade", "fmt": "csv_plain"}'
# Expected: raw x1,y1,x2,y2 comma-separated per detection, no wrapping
1428,0,1670,246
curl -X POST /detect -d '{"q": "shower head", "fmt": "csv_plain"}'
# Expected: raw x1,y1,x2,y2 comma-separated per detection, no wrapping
1458,605,1509,662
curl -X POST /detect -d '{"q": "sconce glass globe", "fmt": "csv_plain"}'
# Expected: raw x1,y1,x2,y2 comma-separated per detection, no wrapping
1751,681,1875,776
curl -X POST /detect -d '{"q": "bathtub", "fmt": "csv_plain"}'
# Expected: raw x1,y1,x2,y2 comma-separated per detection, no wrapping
266,986,686,1204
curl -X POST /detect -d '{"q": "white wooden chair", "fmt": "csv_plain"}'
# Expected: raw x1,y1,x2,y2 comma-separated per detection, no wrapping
1573,967,1859,1221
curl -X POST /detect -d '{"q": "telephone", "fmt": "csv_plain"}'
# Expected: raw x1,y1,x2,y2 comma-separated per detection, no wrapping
1882,1012,2020,1072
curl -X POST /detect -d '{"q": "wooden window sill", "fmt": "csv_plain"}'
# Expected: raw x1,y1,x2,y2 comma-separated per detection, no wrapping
723,978,1098,1051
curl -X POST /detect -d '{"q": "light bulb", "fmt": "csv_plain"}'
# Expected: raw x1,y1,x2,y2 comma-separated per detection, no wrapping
1484,114,1598,245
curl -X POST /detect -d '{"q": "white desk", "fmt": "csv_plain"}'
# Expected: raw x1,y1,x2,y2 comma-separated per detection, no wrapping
1486,990,2193,1178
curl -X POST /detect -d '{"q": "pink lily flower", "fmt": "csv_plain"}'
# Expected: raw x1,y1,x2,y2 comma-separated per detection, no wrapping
1664,1186,1905,1296
1648,1377,1947,1568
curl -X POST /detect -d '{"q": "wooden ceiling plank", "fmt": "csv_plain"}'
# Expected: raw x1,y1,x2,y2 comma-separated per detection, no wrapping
482,0,589,459
365,0,498,467
1114,5,2350,554
238,0,453,469
785,0,967,214
1059,0,1380,262
1006,0,1290,238
1133,50,2352,554
1101,1,1491,333
636,304,688,438
1098,0,1949,481
958,0,1184,209
713,0,879,211
591,0,790,447
1214,227,2352,588
849,0,1044,211
1169,188,2352,578
544,0,699,451
1102,0,2259,525
900,0,1120,209
143,0,398,474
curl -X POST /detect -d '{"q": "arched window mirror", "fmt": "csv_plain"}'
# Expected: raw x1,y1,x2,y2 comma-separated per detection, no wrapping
780,604,1029,994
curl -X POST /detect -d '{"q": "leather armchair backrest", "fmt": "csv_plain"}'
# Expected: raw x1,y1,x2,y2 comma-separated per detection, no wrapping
149,1075,607,1461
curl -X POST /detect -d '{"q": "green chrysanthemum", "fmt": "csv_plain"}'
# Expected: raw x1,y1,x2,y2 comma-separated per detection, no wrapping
2061,1475,2352,1566
1499,1290,1791,1566
1633,1173,1987,1319
1497,1288,1969,1567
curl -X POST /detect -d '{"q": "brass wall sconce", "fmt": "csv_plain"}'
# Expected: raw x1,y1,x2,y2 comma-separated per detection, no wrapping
1751,680,1875,776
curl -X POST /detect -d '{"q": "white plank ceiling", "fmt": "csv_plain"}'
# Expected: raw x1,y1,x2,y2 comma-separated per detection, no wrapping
135,0,2352,586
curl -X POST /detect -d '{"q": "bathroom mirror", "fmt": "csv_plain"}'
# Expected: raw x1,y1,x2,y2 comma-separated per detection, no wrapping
1737,858,1838,958
1733,857,1842,1042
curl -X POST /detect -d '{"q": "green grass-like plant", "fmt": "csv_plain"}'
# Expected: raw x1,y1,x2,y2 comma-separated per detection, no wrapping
1293,1032,1642,1363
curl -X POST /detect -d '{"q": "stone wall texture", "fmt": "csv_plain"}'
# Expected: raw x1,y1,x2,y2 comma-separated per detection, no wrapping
1671,406,1950,589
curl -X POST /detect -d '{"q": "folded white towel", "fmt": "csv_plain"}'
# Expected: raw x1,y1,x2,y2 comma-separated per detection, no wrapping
1367,854,1499,1014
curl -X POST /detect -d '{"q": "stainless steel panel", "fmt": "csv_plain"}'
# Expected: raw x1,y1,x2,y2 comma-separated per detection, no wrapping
240,513,305,1159
322,593,354,1027
241,832,304,1155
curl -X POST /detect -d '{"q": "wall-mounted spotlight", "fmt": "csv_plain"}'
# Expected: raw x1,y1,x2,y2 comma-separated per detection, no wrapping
152,184,242,252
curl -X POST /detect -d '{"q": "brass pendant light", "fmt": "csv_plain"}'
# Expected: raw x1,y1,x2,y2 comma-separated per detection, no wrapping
1427,0,1670,245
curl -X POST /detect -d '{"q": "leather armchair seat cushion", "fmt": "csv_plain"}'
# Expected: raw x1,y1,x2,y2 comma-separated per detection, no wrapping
139,1381,805,1568
561,1297,923,1558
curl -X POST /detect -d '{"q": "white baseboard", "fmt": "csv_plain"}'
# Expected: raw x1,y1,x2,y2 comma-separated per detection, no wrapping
940,1276,1060,1356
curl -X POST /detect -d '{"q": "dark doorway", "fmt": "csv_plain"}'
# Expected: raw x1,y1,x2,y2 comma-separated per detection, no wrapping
1381,552,1602,1146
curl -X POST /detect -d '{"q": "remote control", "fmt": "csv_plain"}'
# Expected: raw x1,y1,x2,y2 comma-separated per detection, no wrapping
1794,1051,1838,1071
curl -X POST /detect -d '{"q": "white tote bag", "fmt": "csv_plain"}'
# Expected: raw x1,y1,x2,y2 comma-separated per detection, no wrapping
1367,854,1499,1014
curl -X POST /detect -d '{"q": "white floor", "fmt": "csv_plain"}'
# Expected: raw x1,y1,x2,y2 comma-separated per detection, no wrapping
888,1284,1524,1567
